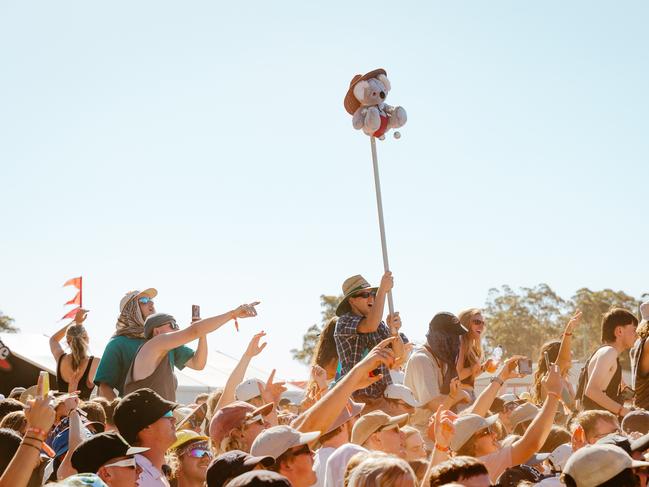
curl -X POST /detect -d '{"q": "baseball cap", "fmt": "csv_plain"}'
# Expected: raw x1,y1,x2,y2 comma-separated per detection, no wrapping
622,409,649,435
563,444,649,486
449,414,499,452
496,464,545,487
510,402,540,427
323,400,365,436
71,432,149,474
384,384,422,408
114,388,178,444
250,426,320,459
144,313,176,339
350,411,409,446
547,443,573,473
206,450,275,487
171,429,210,451
631,432,649,453
223,470,291,487
597,433,633,455
428,312,468,336
235,379,265,402
209,402,273,446
119,289,157,312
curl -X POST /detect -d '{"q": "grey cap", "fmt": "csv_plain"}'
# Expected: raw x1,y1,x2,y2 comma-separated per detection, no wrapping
144,313,176,339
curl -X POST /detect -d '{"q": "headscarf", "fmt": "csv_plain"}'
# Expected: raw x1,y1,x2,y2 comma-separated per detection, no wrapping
113,296,146,339
426,326,460,394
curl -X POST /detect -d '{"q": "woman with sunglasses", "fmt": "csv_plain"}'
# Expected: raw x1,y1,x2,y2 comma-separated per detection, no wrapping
124,302,260,401
167,430,212,487
49,308,100,400
456,308,487,406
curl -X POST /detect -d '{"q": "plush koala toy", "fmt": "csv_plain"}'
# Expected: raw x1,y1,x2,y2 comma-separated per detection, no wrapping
344,68,407,139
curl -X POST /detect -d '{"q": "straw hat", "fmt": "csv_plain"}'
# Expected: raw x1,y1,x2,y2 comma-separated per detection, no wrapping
343,68,387,115
335,275,378,317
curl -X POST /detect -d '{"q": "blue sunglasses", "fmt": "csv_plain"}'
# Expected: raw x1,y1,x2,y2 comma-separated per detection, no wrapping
138,296,153,304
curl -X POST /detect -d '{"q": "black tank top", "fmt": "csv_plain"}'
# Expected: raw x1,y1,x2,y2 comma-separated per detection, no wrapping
581,348,622,411
631,337,649,409
56,354,95,400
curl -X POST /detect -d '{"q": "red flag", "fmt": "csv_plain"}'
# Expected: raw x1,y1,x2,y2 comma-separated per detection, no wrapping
65,292,81,306
63,277,82,289
61,307,80,320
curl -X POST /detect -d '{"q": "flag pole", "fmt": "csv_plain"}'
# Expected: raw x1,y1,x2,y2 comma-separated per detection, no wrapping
369,136,394,316
79,276,83,308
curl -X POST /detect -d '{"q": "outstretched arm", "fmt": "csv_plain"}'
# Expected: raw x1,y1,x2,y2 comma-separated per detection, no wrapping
185,335,207,370
467,356,526,417
357,272,393,333
556,311,582,375
49,310,89,362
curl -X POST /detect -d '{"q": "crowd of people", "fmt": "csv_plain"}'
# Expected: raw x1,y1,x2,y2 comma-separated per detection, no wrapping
2,274,649,487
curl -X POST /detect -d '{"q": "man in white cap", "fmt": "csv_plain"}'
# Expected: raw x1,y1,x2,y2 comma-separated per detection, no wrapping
250,425,320,487
382,383,421,417
631,301,649,410
350,410,408,458
562,444,649,486
95,288,160,399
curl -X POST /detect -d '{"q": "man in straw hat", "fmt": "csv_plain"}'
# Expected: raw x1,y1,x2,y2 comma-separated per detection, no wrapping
631,301,649,410
333,272,406,400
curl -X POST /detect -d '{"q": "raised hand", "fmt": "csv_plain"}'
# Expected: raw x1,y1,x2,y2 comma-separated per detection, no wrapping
448,377,471,405
427,405,457,445
245,331,267,357
379,271,394,293
350,336,396,389
310,364,328,391
258,369,286,405
542,364,562,397
565,310,583,334
26,374,56,432
498,355,527,381
233,302,261,320
74,309,89,325
386,312,402,334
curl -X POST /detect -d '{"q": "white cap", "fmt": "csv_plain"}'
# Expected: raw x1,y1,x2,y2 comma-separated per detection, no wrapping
250,425,320,459
563,444,649,486
510,402,540,427
235,378,265,402
119,288,157,312
548,443,573,472
500,393,518,403
384,384,423,408
450,414,499,452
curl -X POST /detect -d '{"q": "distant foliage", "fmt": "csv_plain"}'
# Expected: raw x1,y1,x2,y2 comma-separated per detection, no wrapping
0,311,18,333
291,295,342,365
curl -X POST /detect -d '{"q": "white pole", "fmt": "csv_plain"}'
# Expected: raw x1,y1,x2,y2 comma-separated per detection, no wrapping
370,136,394,316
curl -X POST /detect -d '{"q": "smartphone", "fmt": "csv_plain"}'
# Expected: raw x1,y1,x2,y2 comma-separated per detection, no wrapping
192,305,201,322
40,370,49,398
517,358,533,375
620,386,635,402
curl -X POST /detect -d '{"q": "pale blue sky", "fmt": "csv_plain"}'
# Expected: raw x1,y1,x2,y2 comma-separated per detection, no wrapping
1,1,648,379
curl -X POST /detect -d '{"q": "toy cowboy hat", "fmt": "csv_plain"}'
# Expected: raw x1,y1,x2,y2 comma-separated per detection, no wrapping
335,275,379,317
343,68,387,115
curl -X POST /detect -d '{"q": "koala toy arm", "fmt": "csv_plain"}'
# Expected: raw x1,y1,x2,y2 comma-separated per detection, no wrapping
352,107,366,130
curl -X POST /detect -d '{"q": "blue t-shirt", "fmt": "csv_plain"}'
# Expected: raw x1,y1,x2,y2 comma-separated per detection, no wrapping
94,335,194,395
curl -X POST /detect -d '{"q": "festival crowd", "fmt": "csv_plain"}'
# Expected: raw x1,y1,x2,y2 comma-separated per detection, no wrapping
3,273,649,487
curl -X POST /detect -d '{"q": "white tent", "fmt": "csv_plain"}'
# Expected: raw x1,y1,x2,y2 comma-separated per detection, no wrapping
0,333,288,404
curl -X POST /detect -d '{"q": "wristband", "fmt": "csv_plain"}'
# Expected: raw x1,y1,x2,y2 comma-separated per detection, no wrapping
563,333,573,337
20,442,42,452
434,443,449,452
23,434,44,443
547,391,560,400
26,427,48,439
490,376,504,386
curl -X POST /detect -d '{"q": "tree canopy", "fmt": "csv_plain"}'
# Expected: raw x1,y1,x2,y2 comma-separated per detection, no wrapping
0,311,18,333
291,294,341,365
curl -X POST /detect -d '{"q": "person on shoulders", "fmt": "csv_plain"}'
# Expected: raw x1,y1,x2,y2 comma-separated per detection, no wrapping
94,288,158,399
49,309,100,400
333,272,406,400
580,308,638,416
124,302,259,401
631,302,649,410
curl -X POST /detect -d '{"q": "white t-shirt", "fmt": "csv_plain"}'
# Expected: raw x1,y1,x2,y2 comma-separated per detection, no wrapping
313,446,336,487
135,454,170,487
404,346,444,438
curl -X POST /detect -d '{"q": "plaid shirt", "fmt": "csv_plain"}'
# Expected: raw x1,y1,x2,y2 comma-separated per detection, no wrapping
334,312,393,398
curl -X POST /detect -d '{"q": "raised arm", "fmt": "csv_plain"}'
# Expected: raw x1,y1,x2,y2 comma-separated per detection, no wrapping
386,312,406,367
556,311,582,375
185,335,208,370
146,302,260,356
49,310,89,362
357,272,393,333
511,365,562,465
215,331,267,410
467,356,526,417
292,337,396,434
584,348,627,415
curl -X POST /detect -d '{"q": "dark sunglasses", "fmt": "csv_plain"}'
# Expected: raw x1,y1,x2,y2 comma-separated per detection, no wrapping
185,447,212,459
168,321,180,330
353,290,377,299
471,318,485,325
138,296,153,304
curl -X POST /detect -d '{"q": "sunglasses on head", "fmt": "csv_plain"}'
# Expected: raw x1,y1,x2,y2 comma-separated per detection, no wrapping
138,296,153,304
353,290,377,299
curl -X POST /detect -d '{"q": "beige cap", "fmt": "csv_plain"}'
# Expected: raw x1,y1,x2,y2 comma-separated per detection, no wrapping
350,411,409,446
510,402,540,427
323,400,365,435
235,378,265,402
450,414,499,452
119,288,157,312
250,425,320,459
563,444,649,486
384,384,423,408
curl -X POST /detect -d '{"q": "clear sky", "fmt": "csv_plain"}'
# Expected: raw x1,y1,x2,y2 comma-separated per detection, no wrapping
1,1,648,380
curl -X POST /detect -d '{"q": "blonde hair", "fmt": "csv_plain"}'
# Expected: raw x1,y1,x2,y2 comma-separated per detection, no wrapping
347,455,416,487
65,325,89,372
458,308,484,368
0,410,27,434
400,425,420,441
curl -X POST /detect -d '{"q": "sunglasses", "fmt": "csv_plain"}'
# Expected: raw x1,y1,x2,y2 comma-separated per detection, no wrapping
185,447,212,460
104,457,136,469
138,296,153,304
471,318,485,325
163,410,174,418
286,444,311,457
353,291,377,299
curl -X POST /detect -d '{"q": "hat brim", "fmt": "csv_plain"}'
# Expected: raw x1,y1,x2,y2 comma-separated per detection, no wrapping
176,403,207,431
324,401,365,435
296,430,321,446
137,288,157,299
126,446,150,456
253,403,275,417
526,453,551,465
243,454,275,468
335,286,379,317
343,68,387,115
388,413,410,429
632,433,649,453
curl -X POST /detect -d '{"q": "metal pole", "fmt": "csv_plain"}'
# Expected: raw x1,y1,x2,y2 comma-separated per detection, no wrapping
370,136,394,316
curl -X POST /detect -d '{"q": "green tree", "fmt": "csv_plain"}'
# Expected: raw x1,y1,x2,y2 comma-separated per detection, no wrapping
483,284,571,360
291,294,342,365
0,311,18,333
571,288,640,361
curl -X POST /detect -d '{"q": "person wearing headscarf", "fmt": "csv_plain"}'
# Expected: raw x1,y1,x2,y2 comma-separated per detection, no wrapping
94,289,197,400
403,312,471,445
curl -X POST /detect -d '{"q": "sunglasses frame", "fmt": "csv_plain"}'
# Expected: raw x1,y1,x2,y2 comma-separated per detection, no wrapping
138,296,153,304
352,290,377,299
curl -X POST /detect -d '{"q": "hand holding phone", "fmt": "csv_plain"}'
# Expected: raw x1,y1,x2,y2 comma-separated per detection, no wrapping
39,371,49,399
517,358,533,375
